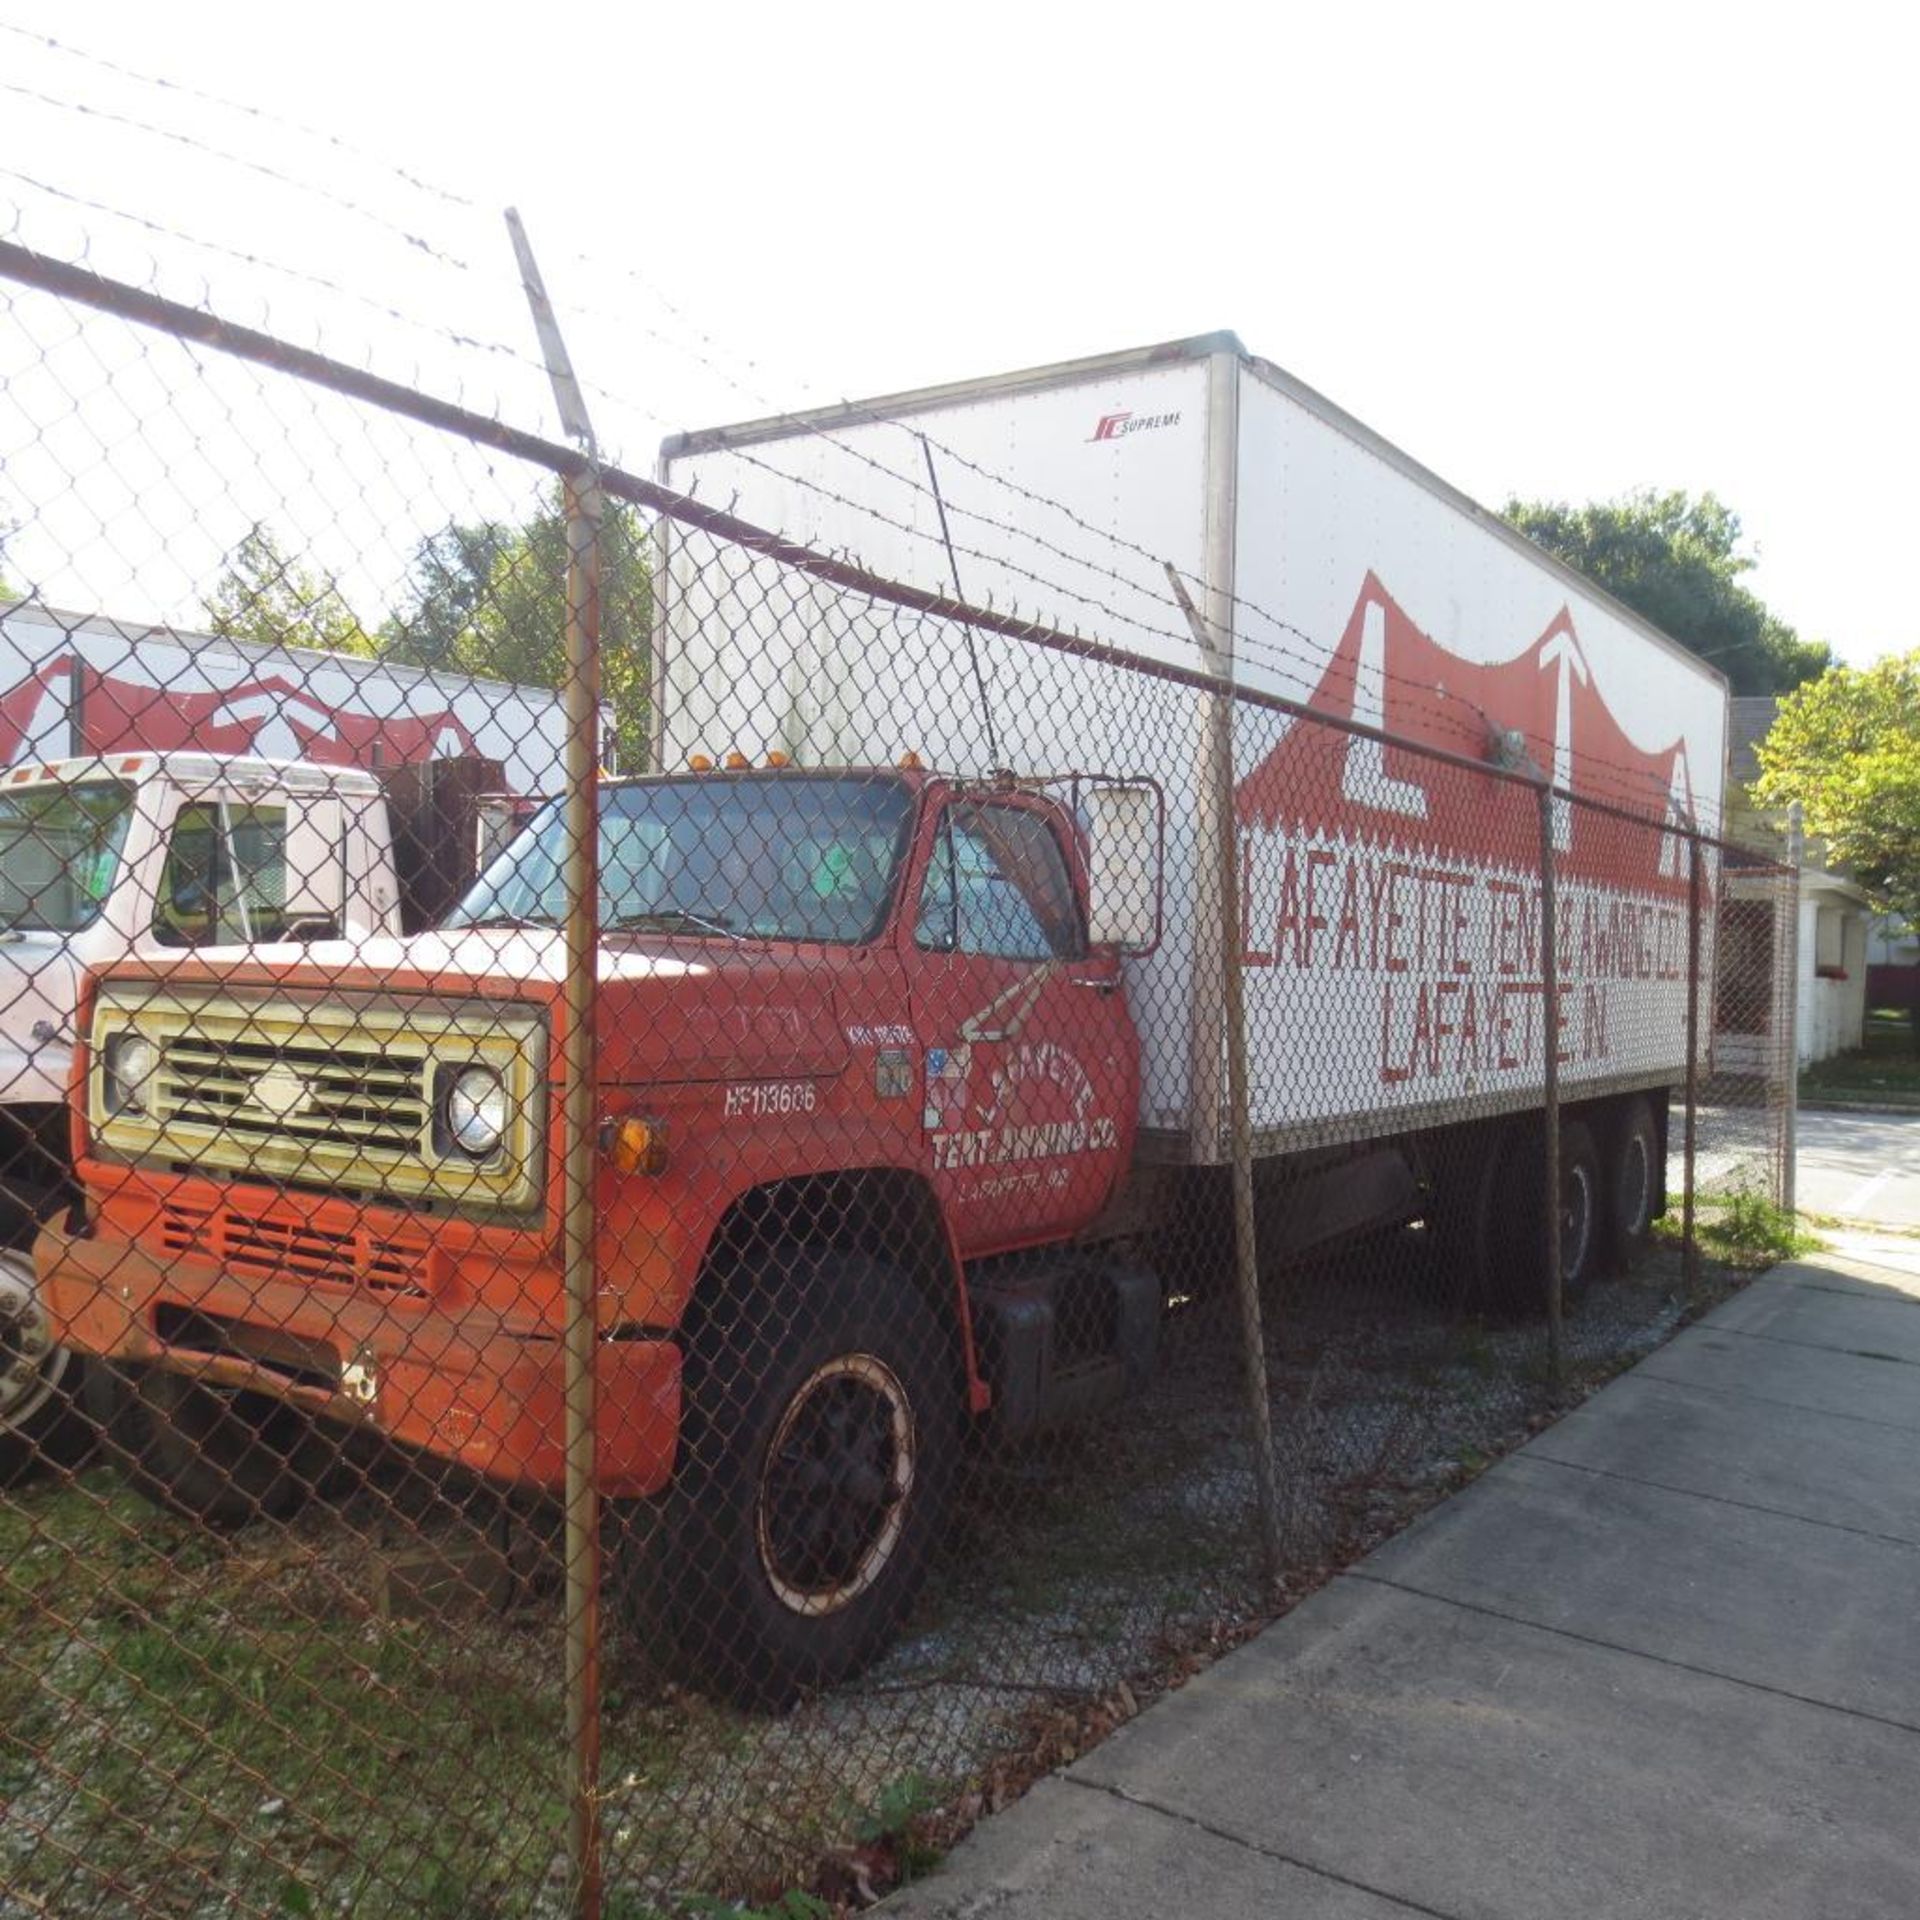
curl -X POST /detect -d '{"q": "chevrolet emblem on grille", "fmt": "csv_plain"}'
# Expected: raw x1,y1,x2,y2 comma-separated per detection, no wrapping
251,1065,314,1119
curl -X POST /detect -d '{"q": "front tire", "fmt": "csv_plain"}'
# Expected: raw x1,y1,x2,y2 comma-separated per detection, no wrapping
0,1248,89,1485
85,1363,332,1526
638,1254,961,1711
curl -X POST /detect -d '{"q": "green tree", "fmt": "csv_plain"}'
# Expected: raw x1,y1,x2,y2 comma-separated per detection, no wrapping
1753,653,1920,918
380,521,516,672
1503,490,1831,695
203,524,376,656
382,488,652,770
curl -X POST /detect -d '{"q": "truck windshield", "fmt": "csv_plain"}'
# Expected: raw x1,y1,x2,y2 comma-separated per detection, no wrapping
0,780,135,934
448,773,915,946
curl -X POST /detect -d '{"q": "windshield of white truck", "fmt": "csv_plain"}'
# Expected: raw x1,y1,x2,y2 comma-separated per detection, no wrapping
447,772,916,945
0,780,135,934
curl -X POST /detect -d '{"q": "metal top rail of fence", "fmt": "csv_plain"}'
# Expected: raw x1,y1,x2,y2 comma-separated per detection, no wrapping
0,230,1798,1920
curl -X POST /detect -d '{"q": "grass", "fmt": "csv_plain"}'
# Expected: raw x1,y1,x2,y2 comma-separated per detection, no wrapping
1800,1010,1920,1110
0,1470,623,1919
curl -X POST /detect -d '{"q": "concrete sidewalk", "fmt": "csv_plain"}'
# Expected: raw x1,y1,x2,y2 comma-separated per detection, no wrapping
884,1251,1920,1919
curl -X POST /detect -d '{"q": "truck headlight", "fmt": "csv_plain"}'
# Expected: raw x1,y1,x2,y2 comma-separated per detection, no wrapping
105,1032,161,1115
439,1064,509,1160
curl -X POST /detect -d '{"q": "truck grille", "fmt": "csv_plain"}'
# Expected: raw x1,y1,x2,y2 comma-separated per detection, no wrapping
160,1196,435,1298
158,1035,432,1157
89,986,547,1214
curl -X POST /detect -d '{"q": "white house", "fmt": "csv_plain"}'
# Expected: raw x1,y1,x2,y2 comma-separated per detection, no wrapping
1727,694,1868,1067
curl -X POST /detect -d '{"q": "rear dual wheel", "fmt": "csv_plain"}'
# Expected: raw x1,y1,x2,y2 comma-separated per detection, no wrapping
1440,1116,1603,1314
1607,1097,1662,1259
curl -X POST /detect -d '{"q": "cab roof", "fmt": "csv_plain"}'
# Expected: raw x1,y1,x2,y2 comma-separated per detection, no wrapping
1,751,383,797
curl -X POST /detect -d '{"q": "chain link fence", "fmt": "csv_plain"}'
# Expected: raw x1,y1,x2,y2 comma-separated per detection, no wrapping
0,233,1799,1920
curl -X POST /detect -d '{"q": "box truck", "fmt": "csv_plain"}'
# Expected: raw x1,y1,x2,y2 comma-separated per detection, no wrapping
37,336,1727,1706
0,604,562,1472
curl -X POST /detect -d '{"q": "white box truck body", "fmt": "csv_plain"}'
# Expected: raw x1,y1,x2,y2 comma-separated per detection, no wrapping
0,602,570,793
657,332,1728,1166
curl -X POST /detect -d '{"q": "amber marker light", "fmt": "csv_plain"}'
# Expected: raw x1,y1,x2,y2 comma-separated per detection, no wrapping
723,750,751,769
602,1115,667,1175
898,750,925,770
687,753,714,772
765,750,792,768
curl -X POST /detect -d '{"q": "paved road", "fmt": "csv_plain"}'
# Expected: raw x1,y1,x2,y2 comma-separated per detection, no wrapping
1795,1108,1920,1227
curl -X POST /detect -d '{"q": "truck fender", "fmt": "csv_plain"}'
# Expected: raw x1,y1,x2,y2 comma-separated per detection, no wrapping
677,1166,985,1416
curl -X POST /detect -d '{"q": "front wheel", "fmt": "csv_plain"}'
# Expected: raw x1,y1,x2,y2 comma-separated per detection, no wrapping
0,1248,89,1484
85,1363,334,1526
633,1254,961,1711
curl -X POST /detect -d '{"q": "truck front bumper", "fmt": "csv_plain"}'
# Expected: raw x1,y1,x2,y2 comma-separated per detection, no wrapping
37,1224,682,1498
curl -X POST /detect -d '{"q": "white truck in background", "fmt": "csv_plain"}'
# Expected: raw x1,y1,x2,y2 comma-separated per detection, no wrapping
0,604,563,1472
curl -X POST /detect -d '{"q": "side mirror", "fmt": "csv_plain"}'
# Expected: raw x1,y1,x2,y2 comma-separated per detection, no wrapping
473,793,526,875
1084,783,1163,954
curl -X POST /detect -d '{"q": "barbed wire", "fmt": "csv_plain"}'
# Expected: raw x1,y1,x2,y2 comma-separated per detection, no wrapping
706,438,1687,816
0,18,477,212
0,169,543,389
0,54,1715,821
0,77,480,277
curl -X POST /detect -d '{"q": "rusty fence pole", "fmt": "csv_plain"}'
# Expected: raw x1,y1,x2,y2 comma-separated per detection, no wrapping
559,469,605,1920
509,211,605,1920
1782,801,1804,1215
1165,564,1286,1586
1537,786,1564,1395
1682,831,1703,1292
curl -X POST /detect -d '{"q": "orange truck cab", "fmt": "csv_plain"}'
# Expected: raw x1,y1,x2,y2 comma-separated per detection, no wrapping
39,763,1159,1705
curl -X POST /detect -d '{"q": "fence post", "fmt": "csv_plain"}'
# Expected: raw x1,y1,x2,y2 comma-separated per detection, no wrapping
1683,832,1703,1291
1164,564,1285,1587
560,471,605,1920
1537,786,1564,1395
1782,801,1804,1215
508,212,605,1920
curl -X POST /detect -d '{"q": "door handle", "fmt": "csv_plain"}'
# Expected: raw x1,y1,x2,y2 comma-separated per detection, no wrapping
1067,976,1117,995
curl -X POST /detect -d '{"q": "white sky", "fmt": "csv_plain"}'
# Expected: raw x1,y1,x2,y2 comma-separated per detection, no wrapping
1,0,1913,667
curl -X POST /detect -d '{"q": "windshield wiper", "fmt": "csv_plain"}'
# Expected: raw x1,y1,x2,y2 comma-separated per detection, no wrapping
457,912,557,932
610,907,744,941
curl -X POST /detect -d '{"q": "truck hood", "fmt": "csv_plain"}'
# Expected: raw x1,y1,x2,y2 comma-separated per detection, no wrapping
0,933,82,1105
296,925,851,1086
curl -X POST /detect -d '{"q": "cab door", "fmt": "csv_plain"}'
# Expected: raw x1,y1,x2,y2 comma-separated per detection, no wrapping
144,790,345,950
907,792,1136,1256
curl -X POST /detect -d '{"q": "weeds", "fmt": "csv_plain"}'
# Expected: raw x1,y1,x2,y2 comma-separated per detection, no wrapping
1700,1188,1821,1262
849,1769,944,1880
